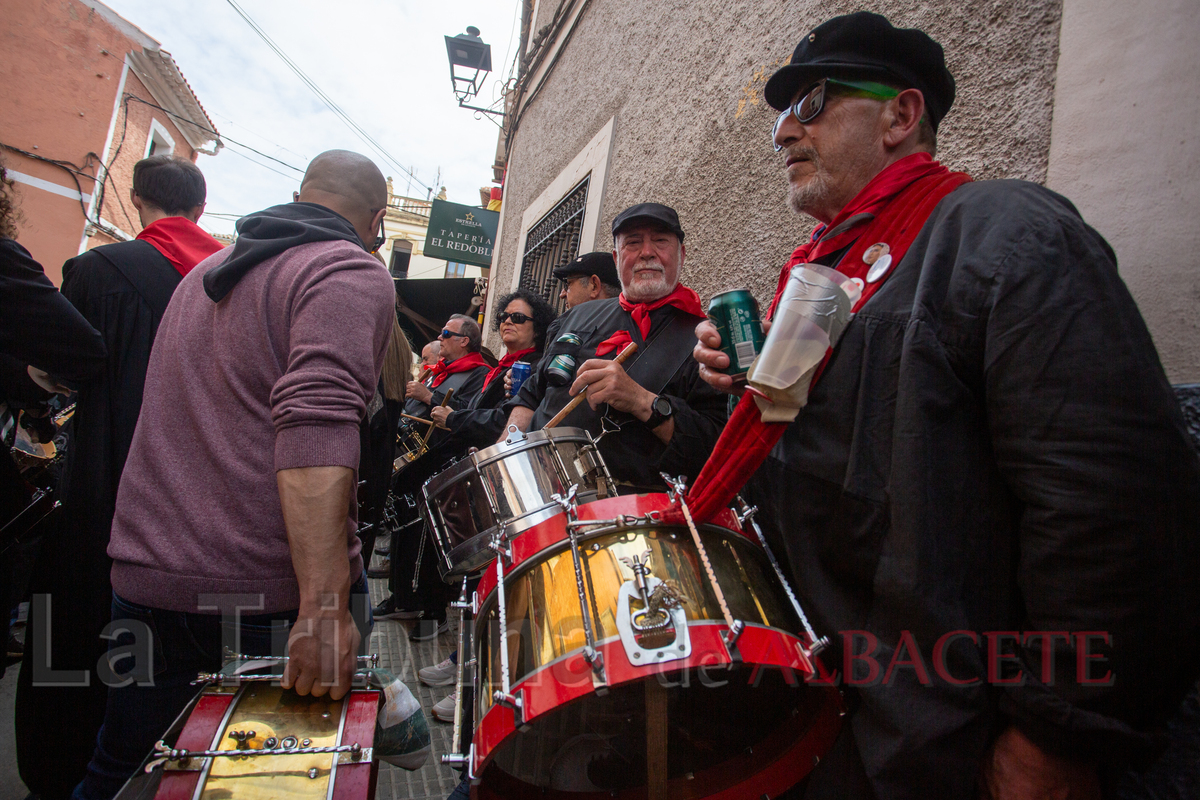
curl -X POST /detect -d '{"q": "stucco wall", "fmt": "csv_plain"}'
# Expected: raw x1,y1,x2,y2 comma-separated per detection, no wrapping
488,0,1063,348
1046,0,1200,383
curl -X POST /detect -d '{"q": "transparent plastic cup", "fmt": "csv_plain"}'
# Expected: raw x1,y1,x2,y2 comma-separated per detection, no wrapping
749,264,849,392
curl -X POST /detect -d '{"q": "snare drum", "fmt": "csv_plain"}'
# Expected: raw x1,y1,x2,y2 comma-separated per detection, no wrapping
422,426,615,579
146,682,380,800
464,493,842,798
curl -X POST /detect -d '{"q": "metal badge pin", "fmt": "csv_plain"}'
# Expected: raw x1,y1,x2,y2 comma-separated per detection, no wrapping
866,253,892,283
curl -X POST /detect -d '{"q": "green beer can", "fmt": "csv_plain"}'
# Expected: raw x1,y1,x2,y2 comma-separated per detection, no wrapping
707,288,765,381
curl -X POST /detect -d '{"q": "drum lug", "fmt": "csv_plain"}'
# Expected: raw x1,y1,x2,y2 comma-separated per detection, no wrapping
335,745,372,765
805,635,831,657
584,647,608,691
492,689,525,727
442,743,477,778
503,425,528,446
723,619,745,649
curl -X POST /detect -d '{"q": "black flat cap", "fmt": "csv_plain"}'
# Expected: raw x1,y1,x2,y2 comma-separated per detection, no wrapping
764,12,955,130
553,251,619,286
611,203,685,242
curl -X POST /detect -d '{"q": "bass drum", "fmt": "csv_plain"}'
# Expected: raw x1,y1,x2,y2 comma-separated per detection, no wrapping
422,426,615,579
468,493,842,799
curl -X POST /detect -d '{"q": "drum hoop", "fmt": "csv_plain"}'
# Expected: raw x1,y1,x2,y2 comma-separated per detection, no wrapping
434,485,610,579
422,428,598,498
191,684,247,795
465,426,596,468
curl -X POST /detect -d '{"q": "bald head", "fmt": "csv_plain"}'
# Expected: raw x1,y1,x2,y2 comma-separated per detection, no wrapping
297,150,388,247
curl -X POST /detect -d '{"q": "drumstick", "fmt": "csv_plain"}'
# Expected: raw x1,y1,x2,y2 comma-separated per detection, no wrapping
544,342,638,429
419,387,455,447
401,412,436,427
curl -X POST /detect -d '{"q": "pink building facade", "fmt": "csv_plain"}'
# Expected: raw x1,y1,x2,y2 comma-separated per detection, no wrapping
0,0,218,285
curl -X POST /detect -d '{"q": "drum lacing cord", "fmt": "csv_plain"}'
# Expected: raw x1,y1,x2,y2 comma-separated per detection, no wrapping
662,473,743,647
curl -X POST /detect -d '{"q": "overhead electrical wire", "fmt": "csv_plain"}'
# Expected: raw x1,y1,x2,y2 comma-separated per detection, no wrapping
223,0,432,193
122,96,305,175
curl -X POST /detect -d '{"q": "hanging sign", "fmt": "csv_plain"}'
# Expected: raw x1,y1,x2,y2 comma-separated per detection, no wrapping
423,200,499,267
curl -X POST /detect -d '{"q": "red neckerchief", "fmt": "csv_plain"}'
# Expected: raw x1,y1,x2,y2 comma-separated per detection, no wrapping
484,347,536,391
595,283,705,356
669,154,972,525
429,352,488,388
766,153,969,319
135,216,224,278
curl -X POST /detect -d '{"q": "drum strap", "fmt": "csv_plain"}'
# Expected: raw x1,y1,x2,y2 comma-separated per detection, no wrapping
621,310,704,398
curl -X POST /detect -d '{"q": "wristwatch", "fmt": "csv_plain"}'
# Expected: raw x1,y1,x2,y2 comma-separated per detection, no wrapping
645,394,674,429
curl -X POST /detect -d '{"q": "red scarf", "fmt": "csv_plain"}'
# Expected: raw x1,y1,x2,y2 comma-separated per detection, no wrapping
136,216,224,278
668,154,972,525
484,347,536,391
428,352,488,388
595,283,705,356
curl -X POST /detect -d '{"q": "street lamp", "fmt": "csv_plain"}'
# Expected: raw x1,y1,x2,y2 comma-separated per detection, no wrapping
445,27,504,119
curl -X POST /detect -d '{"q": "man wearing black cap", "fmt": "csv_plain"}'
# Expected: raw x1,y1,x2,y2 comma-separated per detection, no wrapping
503,203,725,489
691,12,1200,799
553,251,621,310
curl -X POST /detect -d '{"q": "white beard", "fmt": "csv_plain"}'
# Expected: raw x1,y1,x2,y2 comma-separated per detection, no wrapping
622,258,676,302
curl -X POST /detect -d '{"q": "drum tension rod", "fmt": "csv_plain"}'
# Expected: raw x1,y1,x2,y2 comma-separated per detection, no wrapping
145,739,370,773
734,498,830,658
221,649,380,668
551,486,607,684
192,670,376,686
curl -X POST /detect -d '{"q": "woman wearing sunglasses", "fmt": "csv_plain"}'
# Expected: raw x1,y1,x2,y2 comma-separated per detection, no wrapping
429,289,557,448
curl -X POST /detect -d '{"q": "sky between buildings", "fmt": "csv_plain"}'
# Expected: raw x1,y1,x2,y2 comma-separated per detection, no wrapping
101,0,520,236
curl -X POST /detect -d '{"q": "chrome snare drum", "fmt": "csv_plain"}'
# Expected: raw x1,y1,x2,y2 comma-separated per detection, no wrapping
422,426,615,579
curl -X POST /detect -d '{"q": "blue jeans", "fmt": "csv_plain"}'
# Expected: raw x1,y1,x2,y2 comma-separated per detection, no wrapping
72,575,372,800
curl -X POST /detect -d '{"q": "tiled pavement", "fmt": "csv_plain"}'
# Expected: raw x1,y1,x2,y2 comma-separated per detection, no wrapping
367,574,463,800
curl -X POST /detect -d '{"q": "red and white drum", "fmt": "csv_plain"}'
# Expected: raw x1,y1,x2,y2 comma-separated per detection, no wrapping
144,682,380,800
464,493,842,799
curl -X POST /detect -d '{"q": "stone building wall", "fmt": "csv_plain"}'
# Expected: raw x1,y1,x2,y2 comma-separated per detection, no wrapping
487,0,1063,347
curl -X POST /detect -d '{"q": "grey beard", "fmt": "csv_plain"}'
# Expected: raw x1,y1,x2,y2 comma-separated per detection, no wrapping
785,148,830,217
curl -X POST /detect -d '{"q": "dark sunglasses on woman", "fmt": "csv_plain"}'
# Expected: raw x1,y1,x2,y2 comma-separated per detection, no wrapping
498,311,532,325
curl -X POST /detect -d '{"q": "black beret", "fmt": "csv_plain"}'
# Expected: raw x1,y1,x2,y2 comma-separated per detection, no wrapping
764,12,955,130
552,251,619,286
611,202,685,243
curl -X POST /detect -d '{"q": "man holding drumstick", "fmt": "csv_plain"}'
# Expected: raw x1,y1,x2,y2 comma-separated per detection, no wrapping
502,203,725,491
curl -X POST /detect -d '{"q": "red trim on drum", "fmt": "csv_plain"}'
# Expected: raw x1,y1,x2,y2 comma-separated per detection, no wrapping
474,494,749,599
472,623,815,772
331,689,380,800
154,693,235,800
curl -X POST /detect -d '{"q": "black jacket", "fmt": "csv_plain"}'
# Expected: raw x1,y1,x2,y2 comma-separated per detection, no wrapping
746,181,1200,798
510,297,726,491
443,350,542,451
14,238,178,798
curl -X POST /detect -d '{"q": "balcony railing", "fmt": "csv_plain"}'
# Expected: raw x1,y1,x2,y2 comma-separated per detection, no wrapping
388,196,432,218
